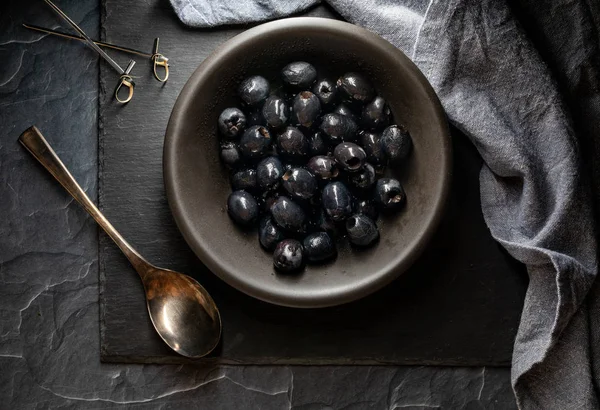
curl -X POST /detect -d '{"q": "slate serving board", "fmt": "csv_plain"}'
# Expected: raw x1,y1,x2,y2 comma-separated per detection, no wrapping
99,0,527,364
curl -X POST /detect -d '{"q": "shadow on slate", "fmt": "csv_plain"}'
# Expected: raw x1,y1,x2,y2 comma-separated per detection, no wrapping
99,0,527,364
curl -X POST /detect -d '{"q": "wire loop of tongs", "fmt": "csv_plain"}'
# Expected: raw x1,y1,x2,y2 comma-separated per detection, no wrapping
151,38,169,83
116,75,135,104
115,61,136,104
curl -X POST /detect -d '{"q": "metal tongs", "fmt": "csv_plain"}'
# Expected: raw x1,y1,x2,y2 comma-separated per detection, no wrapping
40,0,139,103
22,24,169,84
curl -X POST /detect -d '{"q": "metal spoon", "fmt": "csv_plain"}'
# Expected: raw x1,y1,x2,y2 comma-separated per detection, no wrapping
19,126,221,358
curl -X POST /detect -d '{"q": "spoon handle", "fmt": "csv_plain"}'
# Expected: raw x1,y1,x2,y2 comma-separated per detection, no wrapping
19,126,149,272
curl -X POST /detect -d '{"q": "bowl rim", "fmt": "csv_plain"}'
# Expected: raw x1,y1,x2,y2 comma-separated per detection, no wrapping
164,17,452,308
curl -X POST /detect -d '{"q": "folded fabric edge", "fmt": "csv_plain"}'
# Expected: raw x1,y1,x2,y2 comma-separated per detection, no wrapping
168,0,322,28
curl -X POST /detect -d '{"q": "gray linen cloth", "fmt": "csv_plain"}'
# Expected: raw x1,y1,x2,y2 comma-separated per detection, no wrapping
169,0,600,408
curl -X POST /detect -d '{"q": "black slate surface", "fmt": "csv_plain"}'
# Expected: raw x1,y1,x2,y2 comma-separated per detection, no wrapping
99,0,528,365
0,0,518,408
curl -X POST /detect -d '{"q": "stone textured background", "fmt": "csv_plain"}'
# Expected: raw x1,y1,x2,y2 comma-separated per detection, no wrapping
0,0,515,407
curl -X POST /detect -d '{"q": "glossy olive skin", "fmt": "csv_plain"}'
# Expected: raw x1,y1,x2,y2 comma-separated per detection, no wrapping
359,131,386,165
218,107,246,139
308,131,328,156
231,168,257,192
349,163,376,190
322,181,353,222
319,113,358,142
333,103,357,121
337,72,375,105
227,190,259,226
220,141,242,168
346,214,379,247
380,125,412,162
239,126,272,159
361,96,390,131
277,126,310,162
333,142,367,172
312,78,338,106
374,178,406,210
292,91,321,128
273,239,305,273
270,196,307,232
355,199,379,221
258,216,285,251
307,155,339,181
303,232,336,262
282,167,317,200
256,156,284,190
238,75,270,106
262,95,289,129
281,61,317,89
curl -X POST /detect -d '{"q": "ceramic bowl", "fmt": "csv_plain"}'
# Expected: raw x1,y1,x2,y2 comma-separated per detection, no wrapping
164,17,451,308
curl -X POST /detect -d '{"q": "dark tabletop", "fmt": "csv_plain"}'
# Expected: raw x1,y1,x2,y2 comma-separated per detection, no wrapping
0,0,516,408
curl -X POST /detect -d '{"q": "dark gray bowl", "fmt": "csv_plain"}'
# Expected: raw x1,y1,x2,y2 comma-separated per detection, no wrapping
164,17,451,308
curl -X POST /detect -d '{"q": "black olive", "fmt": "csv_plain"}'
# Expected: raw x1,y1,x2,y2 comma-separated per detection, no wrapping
258,216,285,251
374,178,406,210
380,125,412,162
218,107,246,139
256,156,284,191
361,96,390,131
333,142,367,172
359,131,386,165
262,95,289,129
231,168,258,192
307,155,339,181
239,125,272,159
303,232,336,262
277,126,310,162
273,239,305,272
312,78,338,106
319,113,358,142
346,214,379,247
270,196,307,232
220,141,242,168
348,163,376,189
292,91,321,128
227,190,259,226
238,75,270,106
281,61,317,89
337,72,375,105
282,167,317,200
321,181,353,222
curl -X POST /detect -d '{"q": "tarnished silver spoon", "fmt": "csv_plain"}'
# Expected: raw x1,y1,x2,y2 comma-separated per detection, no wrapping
19,126,221,358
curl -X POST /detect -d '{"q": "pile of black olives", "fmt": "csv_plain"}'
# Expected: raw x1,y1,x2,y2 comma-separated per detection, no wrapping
218,62,412,273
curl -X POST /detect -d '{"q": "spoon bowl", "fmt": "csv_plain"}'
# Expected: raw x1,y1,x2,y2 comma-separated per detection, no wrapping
19,126,221,358
142,267,221,357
